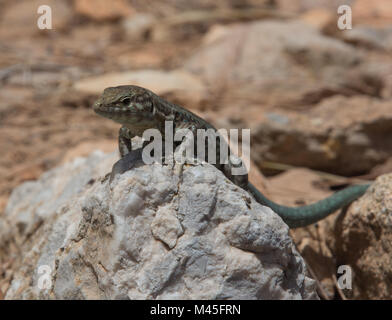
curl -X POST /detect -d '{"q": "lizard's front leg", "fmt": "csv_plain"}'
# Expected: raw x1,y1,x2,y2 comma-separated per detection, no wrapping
110,127,143,182
118,126,134,158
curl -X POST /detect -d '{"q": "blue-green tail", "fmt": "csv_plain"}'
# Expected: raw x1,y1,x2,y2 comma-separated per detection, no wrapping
248,182,370,228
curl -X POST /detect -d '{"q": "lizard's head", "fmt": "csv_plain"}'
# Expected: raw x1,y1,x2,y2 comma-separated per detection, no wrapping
93,85,155,125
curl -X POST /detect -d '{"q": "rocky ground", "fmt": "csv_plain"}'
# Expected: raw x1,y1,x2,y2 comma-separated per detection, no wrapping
0,0,391,299
1,150,318,299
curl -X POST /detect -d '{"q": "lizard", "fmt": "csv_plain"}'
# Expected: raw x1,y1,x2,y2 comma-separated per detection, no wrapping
93,85,371,228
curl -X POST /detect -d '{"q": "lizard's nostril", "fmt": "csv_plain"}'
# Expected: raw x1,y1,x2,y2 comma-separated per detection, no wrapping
93,101,101,109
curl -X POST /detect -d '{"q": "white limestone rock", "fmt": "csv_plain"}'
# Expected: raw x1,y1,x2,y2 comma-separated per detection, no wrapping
1,151,318,299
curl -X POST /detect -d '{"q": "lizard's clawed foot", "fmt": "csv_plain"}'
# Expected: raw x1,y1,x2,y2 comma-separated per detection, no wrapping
109,148,144,183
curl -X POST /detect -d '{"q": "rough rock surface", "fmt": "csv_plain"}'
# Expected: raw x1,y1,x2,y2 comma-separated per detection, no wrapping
1,151,317,299
333,174,392,299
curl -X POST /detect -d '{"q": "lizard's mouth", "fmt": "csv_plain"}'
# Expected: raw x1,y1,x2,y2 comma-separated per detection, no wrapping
95,107,134,115
95,107,138,121
93,98,156,125
94,101,138,115
94,104,153,126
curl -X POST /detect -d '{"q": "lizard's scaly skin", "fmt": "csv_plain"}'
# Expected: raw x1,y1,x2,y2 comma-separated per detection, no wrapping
247,182,369,228
93,85,370,228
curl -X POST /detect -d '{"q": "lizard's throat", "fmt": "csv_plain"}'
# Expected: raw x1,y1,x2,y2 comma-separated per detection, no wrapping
95,109,147,124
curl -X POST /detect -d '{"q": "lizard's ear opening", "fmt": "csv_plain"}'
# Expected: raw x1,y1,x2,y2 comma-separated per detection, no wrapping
149,99,156,114
121,97,131,105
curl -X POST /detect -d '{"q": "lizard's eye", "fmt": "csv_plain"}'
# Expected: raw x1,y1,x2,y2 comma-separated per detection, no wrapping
121,98,131,105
